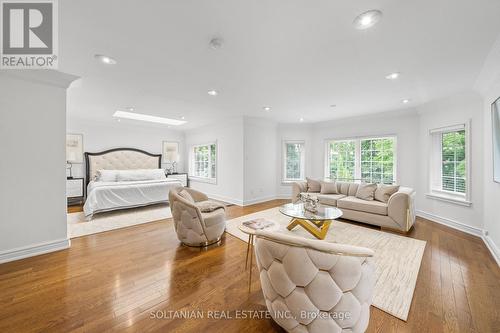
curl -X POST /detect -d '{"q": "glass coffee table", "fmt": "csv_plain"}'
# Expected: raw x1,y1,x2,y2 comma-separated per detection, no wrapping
279,203,343,239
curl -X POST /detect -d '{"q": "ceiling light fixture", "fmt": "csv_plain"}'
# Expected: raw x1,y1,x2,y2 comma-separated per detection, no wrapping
263,106,271,111
402,99,411,104
207,90,219,96
299,117,304,122
330,104,337,108
113,111,187,126
209,37,224,50
385,72,400,80
181,116,185,120
94,54,117,65
353,10,382,30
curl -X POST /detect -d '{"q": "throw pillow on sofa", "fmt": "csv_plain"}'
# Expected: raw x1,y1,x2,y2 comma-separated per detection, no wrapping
374,184,400,203
320,181,338,194
306,177,321,192
355,183,377,201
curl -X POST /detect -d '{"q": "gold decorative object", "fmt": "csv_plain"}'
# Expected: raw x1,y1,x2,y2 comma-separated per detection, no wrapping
287,218,332,240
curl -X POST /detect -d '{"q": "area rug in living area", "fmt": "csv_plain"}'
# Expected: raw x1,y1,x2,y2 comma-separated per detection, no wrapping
67,204,172,238
225,207,426,321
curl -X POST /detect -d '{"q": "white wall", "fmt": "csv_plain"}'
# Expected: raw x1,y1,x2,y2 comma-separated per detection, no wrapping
67,117,185,179
476,34,500,263
415,91,484,231
0,71,77,262
243,117,278,204
482,83,500,263
184,117,244,205
276,111,420,198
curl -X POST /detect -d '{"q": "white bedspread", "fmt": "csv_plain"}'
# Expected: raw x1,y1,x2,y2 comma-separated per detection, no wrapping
83,179,182,218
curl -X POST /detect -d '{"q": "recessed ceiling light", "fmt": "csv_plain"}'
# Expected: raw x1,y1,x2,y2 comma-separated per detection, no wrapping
94,54,117,65
299,117,304,122
385,72,400,80
207,90,219,96
353,10,382,30
181,116,185,120
402,99,411,104
209,37,224,50
263,106,272,111
113,111,187,126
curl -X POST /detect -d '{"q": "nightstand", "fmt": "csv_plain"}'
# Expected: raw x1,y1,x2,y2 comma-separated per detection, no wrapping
166,173,189,187
67,178,84,206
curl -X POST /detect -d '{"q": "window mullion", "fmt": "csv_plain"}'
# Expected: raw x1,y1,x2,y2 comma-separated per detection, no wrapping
355,139,361,181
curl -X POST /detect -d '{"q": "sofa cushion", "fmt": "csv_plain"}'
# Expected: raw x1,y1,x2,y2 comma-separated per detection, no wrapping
320,181,338,194
374,184,400,203
337,196,388,216
355,183,377,201
336,182,359,196
316,194,346,206
307,178,321,192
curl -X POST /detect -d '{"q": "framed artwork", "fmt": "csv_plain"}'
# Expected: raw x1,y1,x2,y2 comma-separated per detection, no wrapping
492,97,500,183
162,141,179,163
66,133,84,163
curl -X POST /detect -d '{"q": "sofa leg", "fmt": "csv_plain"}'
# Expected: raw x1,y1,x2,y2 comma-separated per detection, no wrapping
381,226,411,235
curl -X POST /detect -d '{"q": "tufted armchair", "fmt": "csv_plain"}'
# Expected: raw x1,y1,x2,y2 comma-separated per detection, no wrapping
168,187,226,246
254,230,375,333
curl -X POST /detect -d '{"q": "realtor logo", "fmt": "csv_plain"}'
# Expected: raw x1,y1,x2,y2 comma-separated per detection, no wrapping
1,0,58,69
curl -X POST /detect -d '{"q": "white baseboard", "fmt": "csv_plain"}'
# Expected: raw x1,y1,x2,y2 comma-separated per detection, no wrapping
0,238,71,264
416,210,483,237
205,193,244,206
243,195,282,206
416,210,499,267
482,233,500,267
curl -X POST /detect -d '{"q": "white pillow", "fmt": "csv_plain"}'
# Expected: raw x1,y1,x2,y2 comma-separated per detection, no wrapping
115,169,166,182
95,169,120,182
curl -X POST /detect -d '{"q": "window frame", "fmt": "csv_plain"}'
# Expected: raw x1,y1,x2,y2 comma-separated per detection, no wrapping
323,135,398,184
188,141,217,184
282,140,306,183
426,121,471,206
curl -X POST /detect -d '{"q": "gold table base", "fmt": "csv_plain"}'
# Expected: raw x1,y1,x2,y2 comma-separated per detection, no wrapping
286,218,332,240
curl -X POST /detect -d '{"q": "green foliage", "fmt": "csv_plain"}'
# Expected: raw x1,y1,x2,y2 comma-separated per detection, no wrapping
194,144,216,178
441,130,466,193
328,138,395,184
286,143,302,179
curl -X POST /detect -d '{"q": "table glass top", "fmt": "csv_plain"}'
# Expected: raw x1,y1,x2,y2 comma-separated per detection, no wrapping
279,203,342,221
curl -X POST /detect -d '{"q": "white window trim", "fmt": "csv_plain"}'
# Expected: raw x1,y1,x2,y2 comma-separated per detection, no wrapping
323,134,398,183
282,140,306,184
426,120,471,206
188,141,217,184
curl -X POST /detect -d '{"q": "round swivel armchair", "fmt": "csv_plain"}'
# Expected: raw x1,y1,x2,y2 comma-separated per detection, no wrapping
169,187,226,247
254,230,375,333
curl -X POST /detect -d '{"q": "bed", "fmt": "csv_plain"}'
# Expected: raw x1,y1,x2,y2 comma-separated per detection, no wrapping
83,148,182,218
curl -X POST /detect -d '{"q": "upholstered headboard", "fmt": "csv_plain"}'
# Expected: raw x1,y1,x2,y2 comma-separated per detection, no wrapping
84,148,162,185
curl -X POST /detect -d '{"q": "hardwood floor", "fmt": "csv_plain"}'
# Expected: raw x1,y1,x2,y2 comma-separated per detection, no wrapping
2,199,499,332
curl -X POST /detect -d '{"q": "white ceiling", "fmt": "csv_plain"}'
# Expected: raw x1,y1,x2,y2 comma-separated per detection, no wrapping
61,0,500,129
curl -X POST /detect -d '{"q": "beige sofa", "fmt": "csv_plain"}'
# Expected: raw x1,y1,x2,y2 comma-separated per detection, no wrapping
292,181,416,233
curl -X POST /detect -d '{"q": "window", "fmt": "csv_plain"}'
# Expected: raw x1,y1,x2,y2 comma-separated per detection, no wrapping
325,136,396,183
283,141,305,182
189,142,217,183
326,140,356,181
428,123,470,205
360,137,395,184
